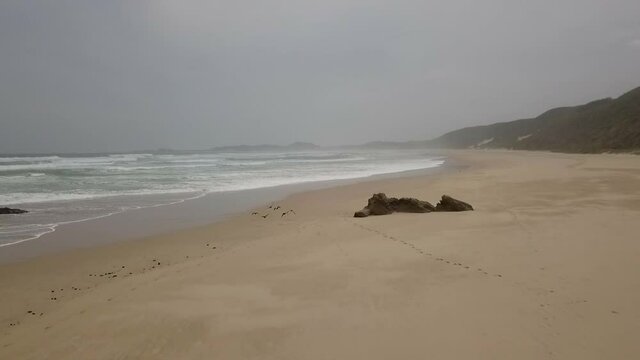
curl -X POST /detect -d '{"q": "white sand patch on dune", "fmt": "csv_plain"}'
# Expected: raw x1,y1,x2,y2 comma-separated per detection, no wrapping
473,138,494,148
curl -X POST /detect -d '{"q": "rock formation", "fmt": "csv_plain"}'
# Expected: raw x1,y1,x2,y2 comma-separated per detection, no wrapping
354,193,473,217
0,207,29,214
434,195,474,212
354,193,435,217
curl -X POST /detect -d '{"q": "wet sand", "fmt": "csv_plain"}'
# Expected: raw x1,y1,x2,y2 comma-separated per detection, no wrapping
1,150,639,359
0,163,447,264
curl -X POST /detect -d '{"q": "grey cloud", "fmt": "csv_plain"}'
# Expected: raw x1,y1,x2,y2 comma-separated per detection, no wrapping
1,0,639,153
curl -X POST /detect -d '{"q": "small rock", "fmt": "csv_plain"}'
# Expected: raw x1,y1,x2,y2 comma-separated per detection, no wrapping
434,195,474,212
354,208,371,218
0,207,28,214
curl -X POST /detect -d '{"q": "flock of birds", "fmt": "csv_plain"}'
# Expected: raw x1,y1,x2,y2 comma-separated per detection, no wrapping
251,204,296,219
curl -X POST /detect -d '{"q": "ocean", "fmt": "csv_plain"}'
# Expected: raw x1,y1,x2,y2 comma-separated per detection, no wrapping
0,149,444,247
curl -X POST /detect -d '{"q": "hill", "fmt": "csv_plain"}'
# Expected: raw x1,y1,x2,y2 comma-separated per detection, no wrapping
426,86,640,153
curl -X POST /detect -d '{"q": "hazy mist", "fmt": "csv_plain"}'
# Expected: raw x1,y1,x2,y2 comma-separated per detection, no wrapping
1,0,640,154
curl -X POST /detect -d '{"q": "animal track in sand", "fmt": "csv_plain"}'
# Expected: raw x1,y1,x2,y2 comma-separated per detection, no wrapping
9,249,214,330
348,220,503,279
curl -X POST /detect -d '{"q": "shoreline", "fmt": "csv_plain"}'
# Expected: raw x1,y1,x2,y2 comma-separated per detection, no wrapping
0,156,450,264
1,149,639,359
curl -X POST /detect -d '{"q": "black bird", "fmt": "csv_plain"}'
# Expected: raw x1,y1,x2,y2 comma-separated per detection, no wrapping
274,206,281,210
262,214,269,219
251,212,258,215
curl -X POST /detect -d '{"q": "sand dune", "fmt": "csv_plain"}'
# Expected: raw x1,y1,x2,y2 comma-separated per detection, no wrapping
1,150,639,359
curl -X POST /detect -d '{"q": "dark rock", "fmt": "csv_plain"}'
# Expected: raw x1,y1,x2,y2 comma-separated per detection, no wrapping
0,207,28,214
365,193,394,215
354,193,435,217
435,195,474,212
392,197,436,213
354,208,371,218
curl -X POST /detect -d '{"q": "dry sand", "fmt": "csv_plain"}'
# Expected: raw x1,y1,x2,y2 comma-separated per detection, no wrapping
1,150,639,359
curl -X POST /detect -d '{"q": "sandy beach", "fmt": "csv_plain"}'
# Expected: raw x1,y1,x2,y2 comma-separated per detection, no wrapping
1,149,639,359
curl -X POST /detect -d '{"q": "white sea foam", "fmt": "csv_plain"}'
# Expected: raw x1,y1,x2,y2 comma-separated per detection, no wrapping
0,150,444,247
0,191,209,248
0,189,204,205
0,156,61,163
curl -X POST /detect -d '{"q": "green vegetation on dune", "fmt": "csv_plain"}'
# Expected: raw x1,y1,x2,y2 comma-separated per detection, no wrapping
427,86,640,153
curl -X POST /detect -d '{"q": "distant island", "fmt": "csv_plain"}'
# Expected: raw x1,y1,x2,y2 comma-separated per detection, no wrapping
0,142,322,158
208,142,320,153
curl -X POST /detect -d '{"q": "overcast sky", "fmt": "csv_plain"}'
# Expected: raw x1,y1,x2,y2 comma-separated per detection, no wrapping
1,0,639,153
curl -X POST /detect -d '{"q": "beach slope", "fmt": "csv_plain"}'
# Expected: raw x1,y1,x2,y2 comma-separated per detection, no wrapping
1,150,639,359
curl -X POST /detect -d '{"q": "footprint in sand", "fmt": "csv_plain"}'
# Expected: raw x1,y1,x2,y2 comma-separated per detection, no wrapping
351,221,494,274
